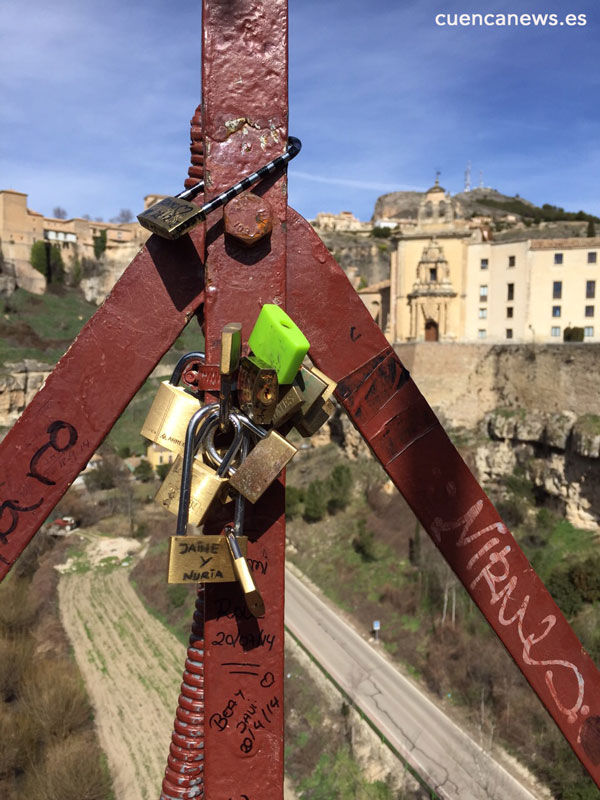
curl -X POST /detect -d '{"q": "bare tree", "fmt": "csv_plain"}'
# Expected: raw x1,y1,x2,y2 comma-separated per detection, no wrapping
53,206,67,219
115,208,134,223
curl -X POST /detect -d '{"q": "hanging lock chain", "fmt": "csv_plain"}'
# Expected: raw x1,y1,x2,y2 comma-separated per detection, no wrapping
137,136,302,240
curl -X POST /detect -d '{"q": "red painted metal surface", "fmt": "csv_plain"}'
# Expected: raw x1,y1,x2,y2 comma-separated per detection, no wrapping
199,2,289,797
0,231,205,580
285,206,600,788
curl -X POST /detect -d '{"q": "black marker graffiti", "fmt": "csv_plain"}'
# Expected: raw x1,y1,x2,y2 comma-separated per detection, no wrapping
27,421,78,486
0,420,79,561
0,498,43,544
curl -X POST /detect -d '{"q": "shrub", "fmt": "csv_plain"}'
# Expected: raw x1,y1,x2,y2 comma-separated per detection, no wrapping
24,732,112,800
134,459,154,482
22,660,92,741
285,486,304,520
303,481,329,522
0,578,38,635
0,635,33,700
30,241,64,283
156,462,171,481
352,518,376,562
327,464,353,514
92,230,107,260
547,568,583,617
571,556,600,604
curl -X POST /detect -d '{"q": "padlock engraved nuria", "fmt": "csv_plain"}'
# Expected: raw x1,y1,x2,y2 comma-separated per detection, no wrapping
140,351,205,454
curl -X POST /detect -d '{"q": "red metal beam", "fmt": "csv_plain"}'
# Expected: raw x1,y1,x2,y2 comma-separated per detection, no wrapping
200,1,289,797
0,233,205,579
285,206,600,789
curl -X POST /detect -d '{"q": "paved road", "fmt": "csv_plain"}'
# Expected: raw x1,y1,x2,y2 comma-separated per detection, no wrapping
285,568,541,800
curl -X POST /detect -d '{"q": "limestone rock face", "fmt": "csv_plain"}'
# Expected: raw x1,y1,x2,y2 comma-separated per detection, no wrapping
572,415,600,459
0,360,52,427
546,410,577,449
81,244,140,305
12,258,46,295
477,407,600,530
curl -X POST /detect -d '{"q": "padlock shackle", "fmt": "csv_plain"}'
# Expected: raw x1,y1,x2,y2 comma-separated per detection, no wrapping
170,351,206,386
176,403,219,536
177,408,244,536
204,416,251,476
236,411,268,440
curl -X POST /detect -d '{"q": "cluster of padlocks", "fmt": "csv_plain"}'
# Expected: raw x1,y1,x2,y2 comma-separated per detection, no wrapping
140,304,336,616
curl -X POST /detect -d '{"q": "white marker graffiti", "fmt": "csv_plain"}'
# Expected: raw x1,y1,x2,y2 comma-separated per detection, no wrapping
431,501,586,725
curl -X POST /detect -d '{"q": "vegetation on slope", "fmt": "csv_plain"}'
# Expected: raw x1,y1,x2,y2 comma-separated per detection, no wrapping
0,533,113,800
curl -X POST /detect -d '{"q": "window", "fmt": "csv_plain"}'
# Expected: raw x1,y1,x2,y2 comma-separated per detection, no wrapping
554,253,563,265
588,252,597,264
551,326,561,337
506,306,514,318
480,258,489,270
552,306,561,317
507,283,514,301
477,329,487,339
508,255,515,267
586,280,596,299
553,281,562,299
585,326,594,338
585,306,594,317
480,285,488,302
506,329,513,339
478,308,487,319
429,267,438,282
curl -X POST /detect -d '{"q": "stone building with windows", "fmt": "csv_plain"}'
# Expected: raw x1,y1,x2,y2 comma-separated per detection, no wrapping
376,178,600,345
466,238,600,343
0,189,150,296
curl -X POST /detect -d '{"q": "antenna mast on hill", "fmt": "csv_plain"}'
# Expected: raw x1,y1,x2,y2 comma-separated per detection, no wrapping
464,161,471,192
479,170,484,189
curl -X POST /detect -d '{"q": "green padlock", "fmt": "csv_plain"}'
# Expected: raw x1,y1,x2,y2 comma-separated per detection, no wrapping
248,304,310,385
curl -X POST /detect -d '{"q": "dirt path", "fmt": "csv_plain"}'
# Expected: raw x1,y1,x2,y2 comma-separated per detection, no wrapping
58,540,186,800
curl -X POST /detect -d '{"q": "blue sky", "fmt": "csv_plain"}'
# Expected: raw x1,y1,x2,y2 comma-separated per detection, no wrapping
2,0,598,223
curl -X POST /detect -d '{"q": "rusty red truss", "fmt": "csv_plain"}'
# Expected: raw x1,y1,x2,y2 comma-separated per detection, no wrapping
0,0,599,797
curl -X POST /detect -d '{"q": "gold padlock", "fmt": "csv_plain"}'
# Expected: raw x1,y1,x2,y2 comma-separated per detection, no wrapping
140,351,205,454
155,413,244,525
237,355,279,425
293,396,335,438
228,414,297,503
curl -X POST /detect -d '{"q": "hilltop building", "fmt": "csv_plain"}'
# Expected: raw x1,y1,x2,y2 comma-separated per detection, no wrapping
0,189,151,297
360,178,600,344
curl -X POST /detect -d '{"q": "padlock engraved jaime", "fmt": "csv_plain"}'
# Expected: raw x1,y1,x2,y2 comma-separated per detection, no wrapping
140,351,205,454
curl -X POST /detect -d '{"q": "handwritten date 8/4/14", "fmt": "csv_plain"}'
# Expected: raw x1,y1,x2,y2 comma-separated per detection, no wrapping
209,680,279,755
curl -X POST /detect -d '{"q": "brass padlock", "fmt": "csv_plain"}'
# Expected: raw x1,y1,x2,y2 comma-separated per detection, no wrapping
226,490,264,617
228,413,297,503
140,351,205,454
156,412,244,526
271,384,303,427
294,365,329,415
293,396,335,438
237,355,279,425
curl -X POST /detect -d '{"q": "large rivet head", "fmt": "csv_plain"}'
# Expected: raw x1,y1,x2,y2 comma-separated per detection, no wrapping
224,192,273,247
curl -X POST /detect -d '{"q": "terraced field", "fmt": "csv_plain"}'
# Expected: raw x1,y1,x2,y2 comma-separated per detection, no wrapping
58,547,186,800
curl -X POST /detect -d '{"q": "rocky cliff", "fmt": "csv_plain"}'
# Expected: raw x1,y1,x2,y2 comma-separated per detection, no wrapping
476,409,600,530
0,360,53,430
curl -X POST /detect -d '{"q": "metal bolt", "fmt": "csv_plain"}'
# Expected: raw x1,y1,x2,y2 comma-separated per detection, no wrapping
223,192,273,247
